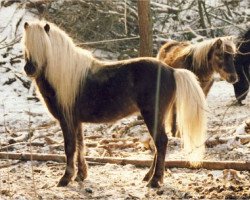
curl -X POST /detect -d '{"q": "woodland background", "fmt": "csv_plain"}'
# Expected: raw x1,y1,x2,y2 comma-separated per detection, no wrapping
3,0,248,58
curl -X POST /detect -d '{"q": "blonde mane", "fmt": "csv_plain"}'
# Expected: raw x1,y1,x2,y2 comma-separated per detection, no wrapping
179,36,236,70
23,21,94,114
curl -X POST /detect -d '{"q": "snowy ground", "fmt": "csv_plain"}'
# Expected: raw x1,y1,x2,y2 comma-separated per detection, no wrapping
0,2,250,200
0,81,249,199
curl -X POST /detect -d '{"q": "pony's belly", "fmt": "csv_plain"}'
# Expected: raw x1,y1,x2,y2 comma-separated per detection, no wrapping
81,111,139,123
78,100,139,123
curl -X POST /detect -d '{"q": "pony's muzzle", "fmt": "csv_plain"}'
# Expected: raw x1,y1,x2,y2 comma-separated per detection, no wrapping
227,74,238,84
24,61,36,77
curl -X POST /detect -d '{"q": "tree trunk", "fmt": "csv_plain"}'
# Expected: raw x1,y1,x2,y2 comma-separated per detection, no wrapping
137,0,153,57
197,0,207,36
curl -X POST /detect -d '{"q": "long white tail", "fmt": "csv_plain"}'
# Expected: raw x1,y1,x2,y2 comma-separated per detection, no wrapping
174,69,207,163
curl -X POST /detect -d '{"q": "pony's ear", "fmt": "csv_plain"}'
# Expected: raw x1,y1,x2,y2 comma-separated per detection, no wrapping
24,22,29,30
44,24,50,33
214,39,223,49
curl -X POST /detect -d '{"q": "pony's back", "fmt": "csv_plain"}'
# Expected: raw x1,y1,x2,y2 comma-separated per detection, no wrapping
157,40,190,68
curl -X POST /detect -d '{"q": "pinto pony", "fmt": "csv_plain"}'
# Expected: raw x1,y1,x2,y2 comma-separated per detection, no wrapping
233,28,250,104
157,37,238,96
23,21,207,188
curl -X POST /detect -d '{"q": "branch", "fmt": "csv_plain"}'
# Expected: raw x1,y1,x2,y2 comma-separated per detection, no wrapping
0,36,21,50
206,135,250,148
0,152,249,171
202,1,215,37
206,12,245,31
0,142,44,152
150,2,180,14
8,131,34,144
98,142,139,150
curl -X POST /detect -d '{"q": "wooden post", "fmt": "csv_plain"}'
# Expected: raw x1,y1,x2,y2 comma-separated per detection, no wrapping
137,0,153,57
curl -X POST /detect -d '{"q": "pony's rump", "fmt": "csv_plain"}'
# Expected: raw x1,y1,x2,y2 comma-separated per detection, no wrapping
157,40,190,62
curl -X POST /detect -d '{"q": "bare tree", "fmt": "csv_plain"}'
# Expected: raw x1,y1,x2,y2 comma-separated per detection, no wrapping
197,0,207,35
137,0,153,57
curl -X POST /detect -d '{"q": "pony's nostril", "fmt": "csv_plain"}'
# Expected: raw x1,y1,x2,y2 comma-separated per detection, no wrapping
229,75,238,83
235,76,239,83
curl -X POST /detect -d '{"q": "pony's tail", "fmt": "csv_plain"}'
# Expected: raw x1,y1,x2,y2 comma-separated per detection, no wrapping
173,69,207,165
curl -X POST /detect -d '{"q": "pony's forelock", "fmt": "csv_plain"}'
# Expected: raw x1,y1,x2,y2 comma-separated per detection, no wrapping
220,36,237,54
23,21,51,73
24,21,94,117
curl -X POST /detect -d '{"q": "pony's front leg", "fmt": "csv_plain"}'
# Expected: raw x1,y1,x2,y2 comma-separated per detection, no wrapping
57,119,77,187
75,124,88,182
202,79,214,97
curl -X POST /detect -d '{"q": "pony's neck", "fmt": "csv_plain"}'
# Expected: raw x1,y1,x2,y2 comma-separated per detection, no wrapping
196,62,214,82
36,72,56,98
188,49,214,81
44,47,94,112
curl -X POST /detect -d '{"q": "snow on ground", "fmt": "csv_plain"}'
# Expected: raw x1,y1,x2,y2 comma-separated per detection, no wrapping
0,2,249,199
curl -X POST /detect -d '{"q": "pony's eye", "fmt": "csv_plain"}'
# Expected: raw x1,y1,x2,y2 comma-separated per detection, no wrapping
216,52,223,58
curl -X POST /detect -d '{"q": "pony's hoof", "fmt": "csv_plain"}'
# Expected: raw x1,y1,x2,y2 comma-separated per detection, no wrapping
233,101,244,106
146,179,161,188
75,172,87,182
57,177,70,187
75,176,82,182
142,174,151,182
238,102,245,106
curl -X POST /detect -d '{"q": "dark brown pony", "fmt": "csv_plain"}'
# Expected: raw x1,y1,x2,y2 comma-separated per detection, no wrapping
233,28,250,104
23,21,207,188
157,37,238,96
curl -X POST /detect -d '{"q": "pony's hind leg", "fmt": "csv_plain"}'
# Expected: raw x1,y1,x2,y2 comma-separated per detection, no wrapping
75,124,88,182
140,109,168,188
169,104,178,137
57,119,77,187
